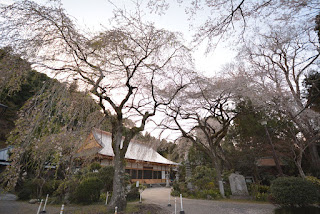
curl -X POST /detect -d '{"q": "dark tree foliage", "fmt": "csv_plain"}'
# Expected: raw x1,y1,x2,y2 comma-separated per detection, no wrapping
229,100,293,177
304,71,320,113
188,144,212,169
228,100,266,177
0,48,52,148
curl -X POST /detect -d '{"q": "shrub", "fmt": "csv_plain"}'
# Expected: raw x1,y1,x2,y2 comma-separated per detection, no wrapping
17,180,36,200
306,176,320,205
17,178,61,200
100,191,112,203
54,177,80,202
249,184,270,201
172,181,188,195
270,177,319,207
191,166,216,191
97,166,114,192
306,176,320,190
171,189,180,197
74,177,103,204
89,162,102,172
126,187,140,201
42,179,62,196
196,189,221,200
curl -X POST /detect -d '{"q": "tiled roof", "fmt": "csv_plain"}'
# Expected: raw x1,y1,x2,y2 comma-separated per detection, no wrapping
92,128,178,165
255,157,285,166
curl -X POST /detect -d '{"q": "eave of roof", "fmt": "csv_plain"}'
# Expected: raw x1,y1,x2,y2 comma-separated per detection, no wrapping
92,128,179,166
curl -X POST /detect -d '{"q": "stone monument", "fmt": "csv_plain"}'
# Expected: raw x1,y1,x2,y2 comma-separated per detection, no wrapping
229,173,249,199
165,172,170,187
185,159,193,190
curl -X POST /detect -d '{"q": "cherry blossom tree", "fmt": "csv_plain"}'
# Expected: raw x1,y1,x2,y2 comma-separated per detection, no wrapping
163,75,240,197
147,0,319,51
0,0,193,210
238,23,320,175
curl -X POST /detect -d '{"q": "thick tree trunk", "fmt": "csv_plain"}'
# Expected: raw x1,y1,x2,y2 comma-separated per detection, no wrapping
309,143,320,172
295,149,306,178
212,156,225,198
293,116,320,172
108,125,127,211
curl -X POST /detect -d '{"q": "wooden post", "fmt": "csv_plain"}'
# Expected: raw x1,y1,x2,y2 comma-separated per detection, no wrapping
36,199,43,214
180,194,185,214
105,192,109,205
59,204,64,214
174,197,177,214
42,194,49,212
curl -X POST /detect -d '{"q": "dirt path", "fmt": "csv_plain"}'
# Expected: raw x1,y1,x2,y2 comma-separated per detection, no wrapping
0,200,63,214
141,187,276,214
0,188,276,214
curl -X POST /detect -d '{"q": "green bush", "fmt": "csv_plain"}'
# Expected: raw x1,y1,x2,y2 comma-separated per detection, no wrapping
249,184,270,201
191,166,216,191
89,162,102,172
171,189,180,197
74,177,103,204
42,179,62,196
270,177,319,207
17,179,40,200
195,189,221,199
126,187,140,201
17,179,36,200
172,181,188,195
54,177,80,202
97,166,114,192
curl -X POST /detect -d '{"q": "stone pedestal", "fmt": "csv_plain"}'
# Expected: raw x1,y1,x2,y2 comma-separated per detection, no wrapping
165,173,170,187
185,159,193,190
218,180,225,198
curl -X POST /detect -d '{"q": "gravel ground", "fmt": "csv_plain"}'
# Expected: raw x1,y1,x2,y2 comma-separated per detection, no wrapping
141,187,276,214
0,200,64,214
0,187,276,214
0,190,170,214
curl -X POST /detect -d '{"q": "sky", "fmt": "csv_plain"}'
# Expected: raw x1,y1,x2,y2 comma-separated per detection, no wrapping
54,0,235,77
0,0,236,74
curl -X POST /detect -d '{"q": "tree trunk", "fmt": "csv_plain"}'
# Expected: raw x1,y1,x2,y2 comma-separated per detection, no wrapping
295,149,306,178
108,125,127,211
212,156,225,198
264,126,284,176
309,143,320,172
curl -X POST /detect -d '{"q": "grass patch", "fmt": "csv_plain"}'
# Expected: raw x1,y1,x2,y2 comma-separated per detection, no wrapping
125,203,140,213
68,204,107,214
217,198,272,204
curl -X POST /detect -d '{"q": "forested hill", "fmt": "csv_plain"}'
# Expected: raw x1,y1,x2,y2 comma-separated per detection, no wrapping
0,48,169,150
0,48,52,148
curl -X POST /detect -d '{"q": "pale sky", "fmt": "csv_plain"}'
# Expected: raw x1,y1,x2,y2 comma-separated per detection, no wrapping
0,0,235,77
57,0,235,77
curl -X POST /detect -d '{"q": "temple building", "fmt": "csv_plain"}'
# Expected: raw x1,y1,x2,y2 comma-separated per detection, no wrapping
77,128,178,184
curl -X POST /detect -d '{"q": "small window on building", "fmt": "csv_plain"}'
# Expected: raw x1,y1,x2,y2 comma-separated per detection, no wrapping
144,170,152,179
158,171,162,179
153,171,157,179
138,170,143,179
131,169,137,179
